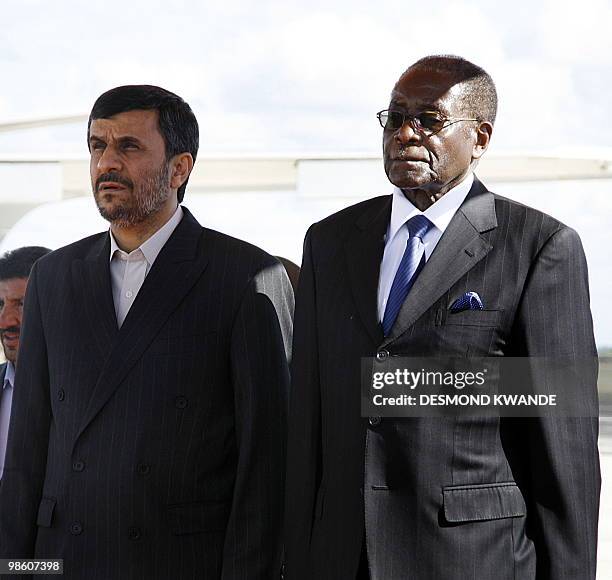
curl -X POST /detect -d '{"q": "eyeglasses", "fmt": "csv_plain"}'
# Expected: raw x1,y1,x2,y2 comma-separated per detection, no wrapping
376,109,479,136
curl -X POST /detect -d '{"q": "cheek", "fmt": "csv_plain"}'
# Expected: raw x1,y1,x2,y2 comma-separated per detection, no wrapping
435,141,466,167
89,159,97,184
382,134,391,154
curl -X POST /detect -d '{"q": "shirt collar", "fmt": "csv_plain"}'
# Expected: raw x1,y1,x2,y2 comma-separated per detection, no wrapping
109,205,184,265
387,172,474,242
3,361,15,390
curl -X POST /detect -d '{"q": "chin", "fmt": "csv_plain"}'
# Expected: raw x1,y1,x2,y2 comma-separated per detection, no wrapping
98,202,131,223
388,173,427,191
385,162,426,185
2,349,16,363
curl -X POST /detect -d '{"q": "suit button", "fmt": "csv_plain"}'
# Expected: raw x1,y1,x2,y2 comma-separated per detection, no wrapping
128,526,141,541
58,389,65,401
175,396,188,409
72,460,85,472
376,350,389,362
368,416,382,427
136,463,151,476
70,522,83,535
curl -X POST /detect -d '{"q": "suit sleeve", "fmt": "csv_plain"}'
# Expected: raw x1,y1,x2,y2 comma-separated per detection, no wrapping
221,258,293,579
512,226,600,580
0,262,51,559
283,227,322,580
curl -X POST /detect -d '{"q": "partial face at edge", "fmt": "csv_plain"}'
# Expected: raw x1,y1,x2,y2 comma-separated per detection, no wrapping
0,277,28,364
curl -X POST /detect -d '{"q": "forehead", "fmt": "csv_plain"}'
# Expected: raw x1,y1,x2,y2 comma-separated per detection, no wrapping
89,109,162,141
390,68,466,113
0,278,28,299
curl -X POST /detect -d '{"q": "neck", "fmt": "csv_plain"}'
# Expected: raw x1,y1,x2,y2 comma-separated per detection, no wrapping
111,202,178,253
401,189,443,211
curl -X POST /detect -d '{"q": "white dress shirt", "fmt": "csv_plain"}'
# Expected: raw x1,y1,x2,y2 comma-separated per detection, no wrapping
377,173,474,322
110,205,183,327
0,361,15,479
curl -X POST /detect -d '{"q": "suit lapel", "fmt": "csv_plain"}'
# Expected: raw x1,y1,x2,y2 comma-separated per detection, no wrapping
74,208,209,443
72,234,119,372
381,177,497,348
345,197,390,345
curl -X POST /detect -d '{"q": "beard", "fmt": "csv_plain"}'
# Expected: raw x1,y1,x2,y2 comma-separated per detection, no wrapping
93,163,172,228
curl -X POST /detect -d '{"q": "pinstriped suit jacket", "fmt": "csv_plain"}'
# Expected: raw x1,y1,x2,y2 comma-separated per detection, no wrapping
0,207,293,579
285,177,600,579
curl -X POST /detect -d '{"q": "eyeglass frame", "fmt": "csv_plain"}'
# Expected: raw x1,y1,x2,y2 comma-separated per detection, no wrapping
376,109,481,137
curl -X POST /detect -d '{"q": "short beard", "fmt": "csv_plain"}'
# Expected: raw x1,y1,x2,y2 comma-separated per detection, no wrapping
95,163,171,228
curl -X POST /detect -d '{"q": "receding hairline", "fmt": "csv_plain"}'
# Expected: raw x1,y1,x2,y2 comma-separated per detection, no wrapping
393,54,498,124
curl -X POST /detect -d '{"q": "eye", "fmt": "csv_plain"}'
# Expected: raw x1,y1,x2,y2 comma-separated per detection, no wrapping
416,112,445,132
121,141,138,150
387,111,405,130
91,141,105,151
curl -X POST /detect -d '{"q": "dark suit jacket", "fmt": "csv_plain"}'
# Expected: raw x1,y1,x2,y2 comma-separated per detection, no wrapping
285,177,600,580
0,207,293,579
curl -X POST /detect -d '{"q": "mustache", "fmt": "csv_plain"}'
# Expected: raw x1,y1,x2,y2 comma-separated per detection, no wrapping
96,172,133,192
0,326,19,335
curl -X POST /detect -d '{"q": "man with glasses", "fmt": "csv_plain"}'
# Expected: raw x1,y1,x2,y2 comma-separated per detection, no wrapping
285,55,599,579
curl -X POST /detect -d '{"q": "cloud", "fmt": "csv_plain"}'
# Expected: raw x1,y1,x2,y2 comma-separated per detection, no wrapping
0,0,608,154
541,0,612,65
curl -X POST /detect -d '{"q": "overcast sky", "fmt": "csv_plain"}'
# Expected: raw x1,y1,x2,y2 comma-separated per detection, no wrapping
0,0,610,156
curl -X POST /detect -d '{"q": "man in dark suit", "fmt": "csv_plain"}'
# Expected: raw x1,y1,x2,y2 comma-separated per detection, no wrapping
285,55,600,579
0,86,293,579
0,247,51,481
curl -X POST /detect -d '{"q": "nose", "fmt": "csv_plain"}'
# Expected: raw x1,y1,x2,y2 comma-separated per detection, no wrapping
95,144,123,174
394,118,422,145
0,303,19,330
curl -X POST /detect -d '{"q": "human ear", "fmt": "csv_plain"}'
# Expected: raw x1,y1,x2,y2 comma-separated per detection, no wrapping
169,153,194,190
472,121,493,160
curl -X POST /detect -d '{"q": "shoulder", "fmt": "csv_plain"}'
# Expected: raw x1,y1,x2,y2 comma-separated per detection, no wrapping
490,191,580,250
201,227,282,278
480,192,582,254
315,195,389,231
181,206,279,274
308,195,390,243
29,232,107,275
200,228,292,313
492,192,565,230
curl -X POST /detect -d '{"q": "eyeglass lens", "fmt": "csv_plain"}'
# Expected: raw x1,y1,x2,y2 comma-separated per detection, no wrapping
379,111,446,134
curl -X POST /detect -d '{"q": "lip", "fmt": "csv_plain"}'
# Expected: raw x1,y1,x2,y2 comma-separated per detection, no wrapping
98,182,128,192
389,151,428,162
1,333,19,344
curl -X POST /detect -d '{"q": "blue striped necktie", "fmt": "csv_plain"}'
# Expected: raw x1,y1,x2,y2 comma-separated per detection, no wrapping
382,214,433,336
